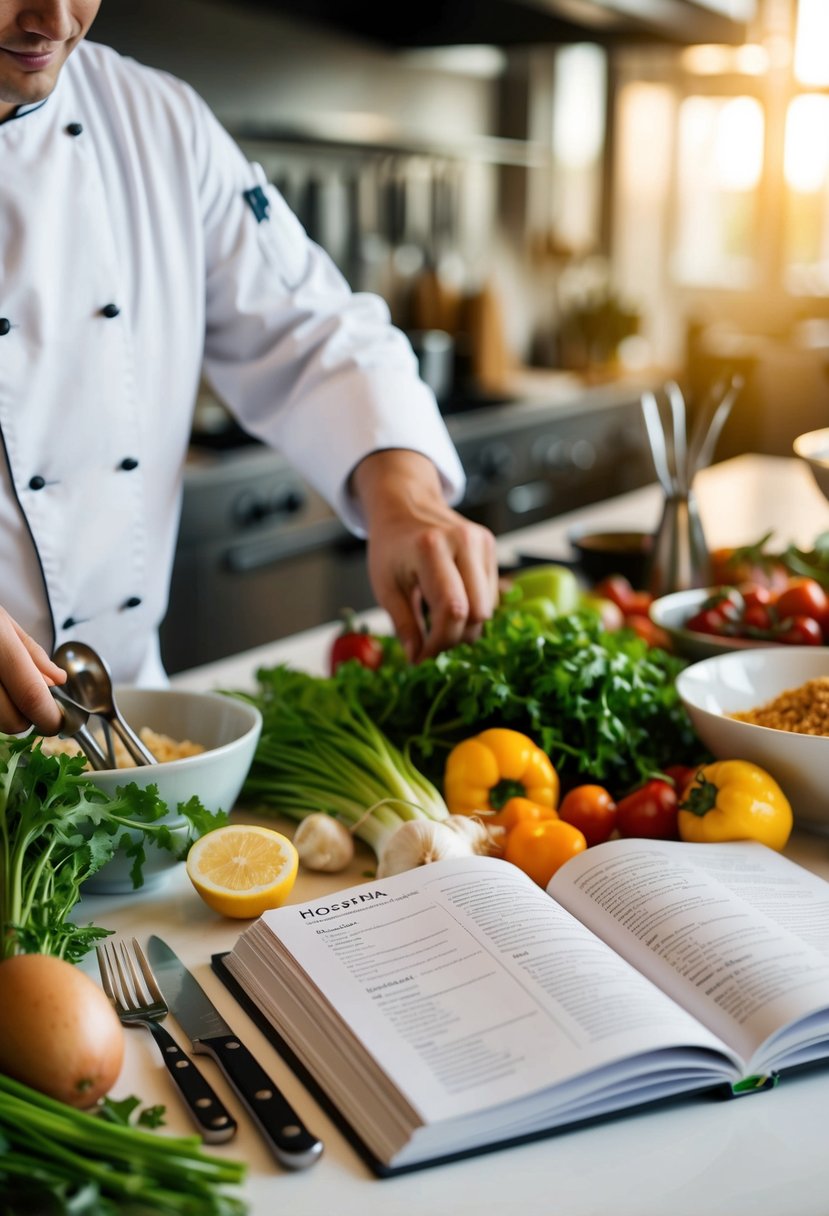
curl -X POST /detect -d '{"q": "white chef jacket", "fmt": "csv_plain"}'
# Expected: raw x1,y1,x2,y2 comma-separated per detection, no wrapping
0,40,465,686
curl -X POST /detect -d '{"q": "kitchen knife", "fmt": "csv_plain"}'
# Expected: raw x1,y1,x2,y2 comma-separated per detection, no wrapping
146,935,323,1170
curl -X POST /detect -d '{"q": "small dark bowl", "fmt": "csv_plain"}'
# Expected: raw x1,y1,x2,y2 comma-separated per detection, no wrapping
568,526,654,588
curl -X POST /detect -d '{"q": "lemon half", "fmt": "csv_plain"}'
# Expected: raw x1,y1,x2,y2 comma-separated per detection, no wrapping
186,824,299,918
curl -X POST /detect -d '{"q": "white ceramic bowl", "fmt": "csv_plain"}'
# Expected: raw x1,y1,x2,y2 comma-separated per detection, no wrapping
676,646,829,834
649,587,777,660
81,687,262,895
794,426,829,502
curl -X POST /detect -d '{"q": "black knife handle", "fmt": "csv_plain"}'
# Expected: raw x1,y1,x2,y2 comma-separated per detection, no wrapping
194,1034,323,1169
144,1021,237,1144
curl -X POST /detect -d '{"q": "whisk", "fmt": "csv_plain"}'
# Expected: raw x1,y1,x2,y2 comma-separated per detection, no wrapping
640,374,742,597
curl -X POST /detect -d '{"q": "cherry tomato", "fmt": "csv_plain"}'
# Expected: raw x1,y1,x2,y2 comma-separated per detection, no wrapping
710,548,789,592
616,779,680,840
685,607,732,636
742,603,774,633
558,785,617,847
504,818,587,887
624,590,654,616
774,578,829,634
593,575,637,614
329,622,384,674
739,584,773,610
624,614,672,649
774,615,823,646
661,764,698,798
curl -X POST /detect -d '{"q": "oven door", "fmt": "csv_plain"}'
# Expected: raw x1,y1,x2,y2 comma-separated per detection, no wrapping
159,449,373,674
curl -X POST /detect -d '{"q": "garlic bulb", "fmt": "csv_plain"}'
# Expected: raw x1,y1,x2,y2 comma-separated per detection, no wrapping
445,814,499,855
376,820,474,878
293,814,355,872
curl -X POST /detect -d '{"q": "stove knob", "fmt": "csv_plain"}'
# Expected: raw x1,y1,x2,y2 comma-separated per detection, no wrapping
570,439,596,470
271,488,306,515
477,441,514,482
533,436,570,471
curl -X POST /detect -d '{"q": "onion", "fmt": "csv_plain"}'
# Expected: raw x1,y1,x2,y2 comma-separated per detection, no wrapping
0,953,124,1108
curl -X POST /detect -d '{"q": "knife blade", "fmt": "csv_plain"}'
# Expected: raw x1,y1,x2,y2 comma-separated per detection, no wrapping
146,935,323,1170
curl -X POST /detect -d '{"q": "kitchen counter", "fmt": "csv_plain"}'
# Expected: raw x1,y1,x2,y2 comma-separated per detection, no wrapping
76,454,829,1216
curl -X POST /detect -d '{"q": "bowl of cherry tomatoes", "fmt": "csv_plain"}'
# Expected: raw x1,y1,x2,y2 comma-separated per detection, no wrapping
649,575,829,660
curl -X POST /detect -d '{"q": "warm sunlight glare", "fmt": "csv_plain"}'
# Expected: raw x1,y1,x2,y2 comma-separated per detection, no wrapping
618,83,672,199
552,44,606,169
784,95,829,191
794,0,829,87
715,97,764,190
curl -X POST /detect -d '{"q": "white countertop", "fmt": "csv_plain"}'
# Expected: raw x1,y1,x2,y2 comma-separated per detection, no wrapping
76,454,829,1216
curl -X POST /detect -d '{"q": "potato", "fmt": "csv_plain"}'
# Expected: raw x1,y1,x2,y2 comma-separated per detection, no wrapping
0,953,124,1108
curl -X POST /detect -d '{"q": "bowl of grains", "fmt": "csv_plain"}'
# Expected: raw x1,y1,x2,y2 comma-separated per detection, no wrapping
42,687,262,894
676,647,829,835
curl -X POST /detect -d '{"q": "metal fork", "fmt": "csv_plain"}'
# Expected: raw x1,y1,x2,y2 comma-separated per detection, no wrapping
96,938,237,1143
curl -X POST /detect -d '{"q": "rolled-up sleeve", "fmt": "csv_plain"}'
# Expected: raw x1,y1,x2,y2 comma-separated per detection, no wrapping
193,104,465,534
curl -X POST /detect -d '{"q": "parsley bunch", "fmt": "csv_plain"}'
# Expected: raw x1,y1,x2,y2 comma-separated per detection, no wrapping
327,609,706,797
0,735,226,962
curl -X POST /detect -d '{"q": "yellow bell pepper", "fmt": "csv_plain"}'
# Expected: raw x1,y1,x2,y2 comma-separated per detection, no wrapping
677,760,793,852
443,728,559,820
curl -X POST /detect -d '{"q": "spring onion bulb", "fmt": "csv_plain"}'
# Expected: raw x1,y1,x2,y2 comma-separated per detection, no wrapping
234,667,452,863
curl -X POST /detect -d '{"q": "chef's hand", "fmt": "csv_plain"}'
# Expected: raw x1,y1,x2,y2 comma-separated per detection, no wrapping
0,607,66,734
351,450,499,662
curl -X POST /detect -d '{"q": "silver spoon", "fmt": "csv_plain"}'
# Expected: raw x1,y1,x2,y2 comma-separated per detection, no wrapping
49,687,110,771
52,642,157,766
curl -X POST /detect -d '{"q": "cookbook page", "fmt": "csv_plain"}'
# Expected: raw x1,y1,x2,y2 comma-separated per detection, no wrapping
249,856,735,1125
549,840,829,1068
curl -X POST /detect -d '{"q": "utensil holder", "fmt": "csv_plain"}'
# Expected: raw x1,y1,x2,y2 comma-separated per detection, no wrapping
647,487,712,598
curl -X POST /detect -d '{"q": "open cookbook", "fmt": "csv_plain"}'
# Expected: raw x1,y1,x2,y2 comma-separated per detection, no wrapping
214,839,829,1175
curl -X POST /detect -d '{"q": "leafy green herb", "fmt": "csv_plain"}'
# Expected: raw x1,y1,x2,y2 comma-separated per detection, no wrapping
0,1074,246,1216
783,529,829,587
326,609,705,796
0,735,227,962
234,667,449,857
97,1094,167,1129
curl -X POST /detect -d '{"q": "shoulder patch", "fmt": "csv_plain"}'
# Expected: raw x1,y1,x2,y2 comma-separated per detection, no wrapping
243,185,270,223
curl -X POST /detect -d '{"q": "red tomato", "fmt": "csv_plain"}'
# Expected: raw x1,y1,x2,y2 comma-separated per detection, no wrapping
710,548,789,592
661,764,698,797
624,614,672,650
774,615,823,646
774,578,829,633
616,779,680,840
624,590,654,616
739,584,773,610
685,608,731,636
742,603,774,633
558,785,617,847
594,575,637,614
330,628,384,674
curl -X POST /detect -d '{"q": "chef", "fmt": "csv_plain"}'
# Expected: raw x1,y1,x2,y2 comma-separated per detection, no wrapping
0,0,498,735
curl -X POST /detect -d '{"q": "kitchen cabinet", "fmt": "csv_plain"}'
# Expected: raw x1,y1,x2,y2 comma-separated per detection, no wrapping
230,0,753,48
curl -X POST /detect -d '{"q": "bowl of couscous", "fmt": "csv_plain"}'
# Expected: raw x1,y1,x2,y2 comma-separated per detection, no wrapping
676,647,829,835
44,687,262,894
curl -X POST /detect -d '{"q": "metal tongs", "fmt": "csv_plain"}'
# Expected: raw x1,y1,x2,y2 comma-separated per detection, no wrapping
640,374,743,596
49,642,157,770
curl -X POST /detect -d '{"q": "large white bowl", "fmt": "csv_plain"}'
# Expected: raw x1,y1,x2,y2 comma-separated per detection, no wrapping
676,647,829,834
80,687,262,895
794,426,829,502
